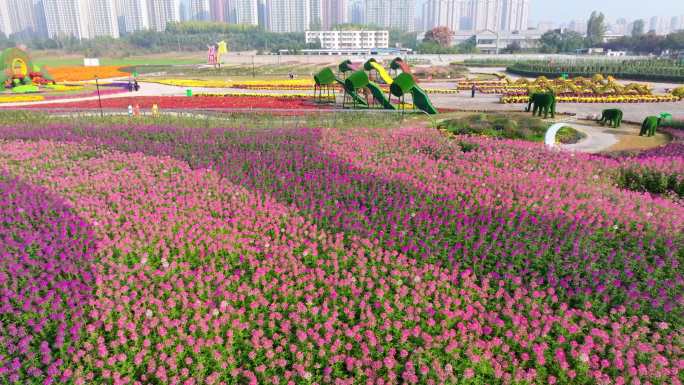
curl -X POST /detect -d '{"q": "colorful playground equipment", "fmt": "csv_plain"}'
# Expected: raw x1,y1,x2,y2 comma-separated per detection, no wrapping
315,57,438,114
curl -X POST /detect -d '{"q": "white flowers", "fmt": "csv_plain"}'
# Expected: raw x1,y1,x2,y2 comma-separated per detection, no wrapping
145,309,153,318
212,309,220,317
161,258,169,269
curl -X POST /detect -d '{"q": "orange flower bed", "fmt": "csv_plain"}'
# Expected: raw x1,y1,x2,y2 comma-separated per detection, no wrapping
47,66,128,81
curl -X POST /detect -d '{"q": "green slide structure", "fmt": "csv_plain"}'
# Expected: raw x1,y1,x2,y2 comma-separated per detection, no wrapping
343,71,370,107
366,82,396,110
390,73,438,115
344,70,395,109
313,59,438,114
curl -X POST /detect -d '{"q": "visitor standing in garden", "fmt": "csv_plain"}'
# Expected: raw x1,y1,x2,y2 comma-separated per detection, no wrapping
471,84,476,98
134,80,140,92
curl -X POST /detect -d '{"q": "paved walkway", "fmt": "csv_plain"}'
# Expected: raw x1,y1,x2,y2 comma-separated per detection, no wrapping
558,122,618,153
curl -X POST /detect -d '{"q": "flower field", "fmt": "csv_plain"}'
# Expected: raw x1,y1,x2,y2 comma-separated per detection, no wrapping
5,95,325,110
149,78,315,90
0,120,683,385
46,66,129,82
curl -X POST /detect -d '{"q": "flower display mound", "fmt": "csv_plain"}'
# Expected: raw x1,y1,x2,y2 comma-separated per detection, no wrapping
46,66,128,82
0,171,96,384
0,140,682,385
8,95,324,110
1,123,683,328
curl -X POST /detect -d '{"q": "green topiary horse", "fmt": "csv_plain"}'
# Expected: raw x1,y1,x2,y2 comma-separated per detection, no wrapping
598,108,623,128
640,116,661,137
525,92,556,119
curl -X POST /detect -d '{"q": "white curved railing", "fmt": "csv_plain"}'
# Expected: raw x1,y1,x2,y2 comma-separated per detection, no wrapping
544,123,568,148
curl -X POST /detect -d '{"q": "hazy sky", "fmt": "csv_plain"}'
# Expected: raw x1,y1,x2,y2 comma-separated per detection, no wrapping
522,0,680,22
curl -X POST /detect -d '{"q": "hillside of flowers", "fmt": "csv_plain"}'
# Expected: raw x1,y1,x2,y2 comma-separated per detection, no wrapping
0,121,682,385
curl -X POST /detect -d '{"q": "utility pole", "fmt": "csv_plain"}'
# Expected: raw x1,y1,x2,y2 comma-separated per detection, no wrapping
95,76,103,118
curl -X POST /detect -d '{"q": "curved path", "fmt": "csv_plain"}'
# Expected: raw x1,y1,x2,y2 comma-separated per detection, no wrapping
557,122,618,153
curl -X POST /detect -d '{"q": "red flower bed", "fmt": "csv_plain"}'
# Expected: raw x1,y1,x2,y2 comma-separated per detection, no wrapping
10,96,326,110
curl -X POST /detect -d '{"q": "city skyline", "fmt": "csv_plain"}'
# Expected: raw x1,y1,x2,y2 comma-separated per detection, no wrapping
1,0,682,40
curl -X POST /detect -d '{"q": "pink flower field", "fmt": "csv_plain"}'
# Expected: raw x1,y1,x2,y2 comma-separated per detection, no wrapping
0,121,682,385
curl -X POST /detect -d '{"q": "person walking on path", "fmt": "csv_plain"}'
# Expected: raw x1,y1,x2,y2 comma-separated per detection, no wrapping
471,84,476,98
134,80,140,92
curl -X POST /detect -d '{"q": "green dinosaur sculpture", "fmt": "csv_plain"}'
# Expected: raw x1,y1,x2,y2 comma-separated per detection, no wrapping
598,109,623,128
525,92,556,118
640,116,660,137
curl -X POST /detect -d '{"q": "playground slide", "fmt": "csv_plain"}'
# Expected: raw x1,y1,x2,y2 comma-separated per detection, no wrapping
366,82,396,110
368,61,394,85
410,86,438,115
336,77,368,107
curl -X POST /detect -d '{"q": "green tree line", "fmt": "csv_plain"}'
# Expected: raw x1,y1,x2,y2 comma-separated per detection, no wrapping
0,21,424,56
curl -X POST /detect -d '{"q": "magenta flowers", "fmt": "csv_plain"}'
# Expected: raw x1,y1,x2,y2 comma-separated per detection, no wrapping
0,172,95,384
0,121,682,385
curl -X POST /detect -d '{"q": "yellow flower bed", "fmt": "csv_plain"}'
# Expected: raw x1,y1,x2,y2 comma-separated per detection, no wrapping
501,94,679,104
150,78,316,90
194,92,331,99
232,79,314,87
152,79,233,88
0,94,45,103
44,84,84,92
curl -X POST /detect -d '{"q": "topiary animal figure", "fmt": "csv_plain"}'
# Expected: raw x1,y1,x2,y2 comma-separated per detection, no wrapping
525,92,556,119
598,109,623,128
640,116,660,137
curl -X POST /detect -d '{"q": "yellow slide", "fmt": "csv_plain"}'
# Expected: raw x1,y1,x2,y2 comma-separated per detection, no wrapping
369,61,393,85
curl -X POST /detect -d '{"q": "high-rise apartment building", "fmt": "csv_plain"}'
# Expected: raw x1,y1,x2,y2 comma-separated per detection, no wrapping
499,0,528,31
349,0,363,24
365,0,414,32
310,0,322,27
0,0,11,36
147,0,179,31
88,0,119,37
321,0,346,29
423,0,461,32
43,0,90,38
257,0,268,26
228,0,259,25
5,0,40,37
209,0,228,21
115,0,149,33
365,0,389,27
425,0,528,33
266,0,309,32
190,0,210,20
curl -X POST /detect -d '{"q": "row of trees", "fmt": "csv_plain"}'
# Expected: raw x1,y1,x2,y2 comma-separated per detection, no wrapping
603,31,684,54
541,11,684,54
0,22,426,56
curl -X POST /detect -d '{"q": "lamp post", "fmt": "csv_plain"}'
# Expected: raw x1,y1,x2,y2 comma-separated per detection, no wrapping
252,55,255,78
95,75,103,118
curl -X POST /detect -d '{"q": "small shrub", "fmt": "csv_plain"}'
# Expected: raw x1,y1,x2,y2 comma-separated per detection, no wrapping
672,86,684,99
616,167,684,198
457,141,479,152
